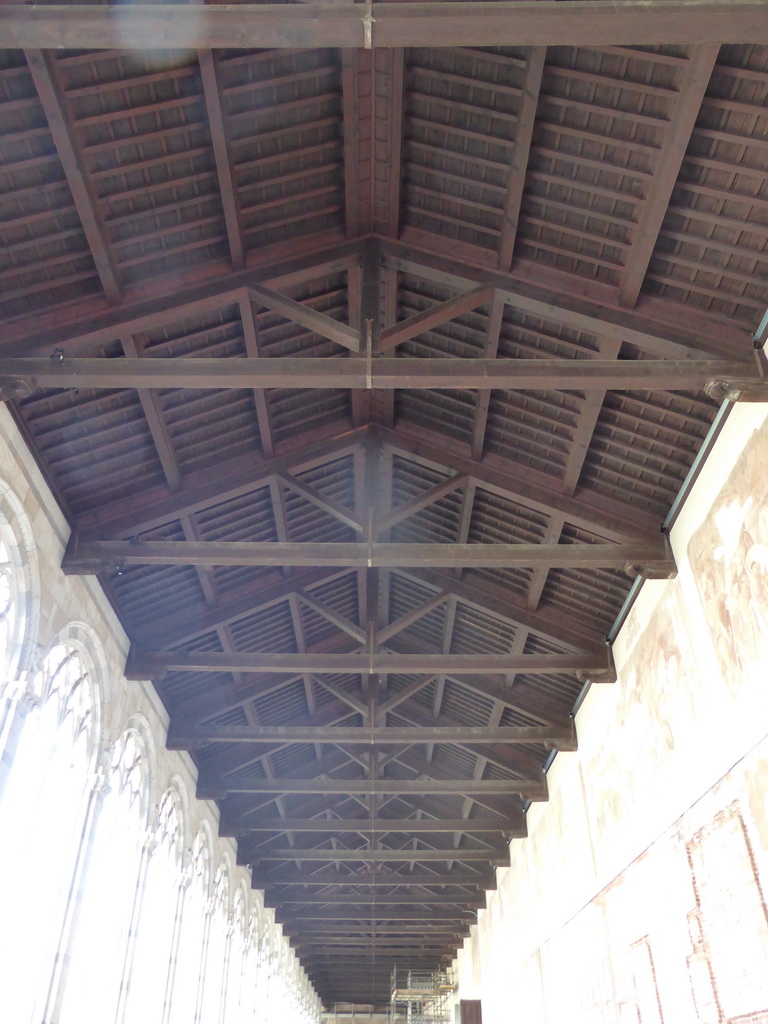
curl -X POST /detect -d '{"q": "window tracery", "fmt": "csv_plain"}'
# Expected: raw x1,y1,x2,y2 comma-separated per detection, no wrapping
0,485,35,693
124,786,185,1024
0,637,99,1024
169,827,211,1024
58,727,148,1024
200,860,232,1023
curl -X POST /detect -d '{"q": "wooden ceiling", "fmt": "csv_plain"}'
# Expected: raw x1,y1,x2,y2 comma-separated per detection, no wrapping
2,1,768,1007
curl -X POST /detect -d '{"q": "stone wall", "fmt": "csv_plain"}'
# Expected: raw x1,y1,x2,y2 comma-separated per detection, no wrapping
451,402,768,1024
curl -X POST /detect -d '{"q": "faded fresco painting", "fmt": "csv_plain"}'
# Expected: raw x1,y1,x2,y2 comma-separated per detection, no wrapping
688,419,768,699
586,581,698,848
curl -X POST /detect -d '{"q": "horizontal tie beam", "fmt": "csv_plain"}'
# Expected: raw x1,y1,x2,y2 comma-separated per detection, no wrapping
64,538,672,572
169,724,576,749
3,3,768,51
266,892,485,905
128,650,610,678
221,817,525,835
249,848,510,863
198,777,547,799
250,872,494,889
0,356,755,398
275,908,477,921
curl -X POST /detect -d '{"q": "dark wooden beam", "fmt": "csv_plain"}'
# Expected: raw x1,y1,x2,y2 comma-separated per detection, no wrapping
291,935,463,945
142,566,349,649
267,892,485,905
66,538,671,572
297,956,456,967
392,701,548,779
377,674,440,714
75,427,365,540
383,426,662,541
560,338,622,496
5,4,768,50
297,950,456,960
225,816,521,836
618,44,720,309
239,295,275,458
249,848,508,863
379,287,494,352
197,715,362,785
341,48,363,239
498,47,546,269
121,337,181,491
25,49,121,302
128,650,611,678
377,476,467,534
382,241,751,360
286,928,469,940
278,473,364,534
0,242,360,357
166,638,358,727
201,777,546,800
377,593,449,644
402,566,606,651
0,356,749,395
163,724,575,748
275,907,476,922
471,297,505,460
256,871,492,889
375,49,405,239
247,284,360,352
198,48,244,270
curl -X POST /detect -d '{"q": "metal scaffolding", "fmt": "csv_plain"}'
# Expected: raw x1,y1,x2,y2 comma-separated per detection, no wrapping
390,967,455,1024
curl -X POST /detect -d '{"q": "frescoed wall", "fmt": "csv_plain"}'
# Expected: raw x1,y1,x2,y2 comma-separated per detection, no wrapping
452,404,768,1024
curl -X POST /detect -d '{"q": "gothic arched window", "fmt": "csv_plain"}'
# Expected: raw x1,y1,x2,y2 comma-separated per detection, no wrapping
169,827,211,1024
199,860,231,1023
58,727,148,1024
0,637,98,1024
123,786,185,1024
0,483,35,693
225,886,251,1024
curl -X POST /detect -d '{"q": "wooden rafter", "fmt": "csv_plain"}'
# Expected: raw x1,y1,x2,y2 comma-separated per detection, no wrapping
247,283,360,352
76,428,365,540
383,242,752,360
341,48,363,239
470,294,506,460
374,48,405,239
0,242,361,357
401,567,606,650
618,44,721,309
239,295,275,458
199,48,244,270
383,428,663,541
560,338,623,496
26,49,121,303
120,336,181,490
498,47,546,270
141,567,349,648
277,473,363,534
378,287,494,352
